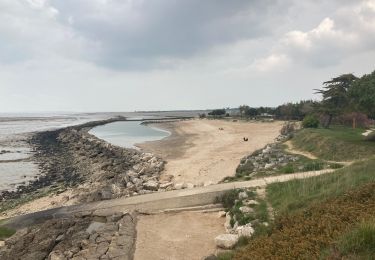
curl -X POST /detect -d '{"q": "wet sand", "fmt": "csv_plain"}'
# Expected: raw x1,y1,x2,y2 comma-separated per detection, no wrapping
137,119,283,185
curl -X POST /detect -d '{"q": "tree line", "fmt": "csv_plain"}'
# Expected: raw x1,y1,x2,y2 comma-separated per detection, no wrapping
205,70,375,128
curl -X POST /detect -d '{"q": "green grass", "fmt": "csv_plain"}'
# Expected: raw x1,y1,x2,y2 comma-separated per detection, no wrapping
267,157,375,214
217,251,234,260
292,126,375,161
0,220,15,240
335,219,375,259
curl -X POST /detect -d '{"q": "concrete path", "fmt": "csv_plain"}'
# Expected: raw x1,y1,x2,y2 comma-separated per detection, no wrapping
3,169,334,229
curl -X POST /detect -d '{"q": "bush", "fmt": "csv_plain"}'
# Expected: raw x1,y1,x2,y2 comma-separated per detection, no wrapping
217,190,238,209
302,115,319,128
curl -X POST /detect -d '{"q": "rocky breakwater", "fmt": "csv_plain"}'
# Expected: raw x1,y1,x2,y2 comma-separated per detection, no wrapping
0,117,170,209
0,210,137,260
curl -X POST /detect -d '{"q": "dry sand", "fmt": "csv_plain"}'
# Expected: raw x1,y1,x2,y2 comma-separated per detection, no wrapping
134,211,225,260
138,119,283,185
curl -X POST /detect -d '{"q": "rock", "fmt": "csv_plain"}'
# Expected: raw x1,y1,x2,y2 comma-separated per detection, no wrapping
174,183,187,190
99,189,112,200
217,211,226,218
131,178,143,187
236,224,254,237
238,191,248,200
143,180,159,191
239,206,254,214
264,163,274,169
49,250,67,260
186,183,195,189
159,182,173,189
214,234,239,249
243,199,259,206
224,213,232,232
55,234,65,242
86,222,106,234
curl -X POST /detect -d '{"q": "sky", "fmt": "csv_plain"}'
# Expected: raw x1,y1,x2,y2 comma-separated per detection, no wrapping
0,0,375,112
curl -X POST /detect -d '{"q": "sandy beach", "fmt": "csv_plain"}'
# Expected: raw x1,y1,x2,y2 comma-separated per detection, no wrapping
138,119,283,185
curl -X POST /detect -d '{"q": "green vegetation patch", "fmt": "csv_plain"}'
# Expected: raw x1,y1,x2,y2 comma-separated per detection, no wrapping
232,182,375,260
267,158,375,214
0,220,15,240
329,219,375,259
292,127,375,161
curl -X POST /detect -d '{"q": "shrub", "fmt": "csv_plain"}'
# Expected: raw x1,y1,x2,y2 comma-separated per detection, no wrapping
302,115,319,128
217,190,238,209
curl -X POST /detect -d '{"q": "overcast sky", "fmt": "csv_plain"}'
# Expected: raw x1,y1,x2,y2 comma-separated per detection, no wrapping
1,0,375,112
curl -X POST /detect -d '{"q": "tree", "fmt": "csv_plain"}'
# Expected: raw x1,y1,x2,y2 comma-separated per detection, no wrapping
245,107,258,117
349,70,375,119
208,109,226,116
315,74,358,128
239,105,250,118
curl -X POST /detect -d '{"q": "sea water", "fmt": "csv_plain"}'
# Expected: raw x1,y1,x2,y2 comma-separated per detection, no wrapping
89,121,170,148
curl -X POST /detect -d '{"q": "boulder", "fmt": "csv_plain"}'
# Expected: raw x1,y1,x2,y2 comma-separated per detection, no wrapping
239,206,254,214
236,224,254,237
238,191,248,200
243,199,259,206
214,234,239,249
143,180,159,191
159,182,173,189
217,211,226,218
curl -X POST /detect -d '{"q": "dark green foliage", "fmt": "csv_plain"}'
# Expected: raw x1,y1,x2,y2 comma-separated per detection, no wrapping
275,100,317,120
302,115,319,128
349,70,375,119
208,109,226,116
217,189,239,209
315,74,358,128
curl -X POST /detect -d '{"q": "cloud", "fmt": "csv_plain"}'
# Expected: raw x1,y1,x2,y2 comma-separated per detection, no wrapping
0,0,375,112
258,0,375,68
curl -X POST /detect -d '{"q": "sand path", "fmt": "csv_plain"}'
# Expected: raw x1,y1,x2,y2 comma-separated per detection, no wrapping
134,211,225,260
138,119,283,185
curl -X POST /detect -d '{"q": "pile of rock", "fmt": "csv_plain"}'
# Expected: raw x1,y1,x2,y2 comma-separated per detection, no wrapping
236,142,299,177
214,190,263,250
51,126,167,202
0,211,136,260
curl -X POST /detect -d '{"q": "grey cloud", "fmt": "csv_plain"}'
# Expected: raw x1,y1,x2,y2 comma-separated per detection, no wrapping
50,0,286,69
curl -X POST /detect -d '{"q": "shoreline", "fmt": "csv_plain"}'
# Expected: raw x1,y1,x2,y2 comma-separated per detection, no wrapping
0,117,186,218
